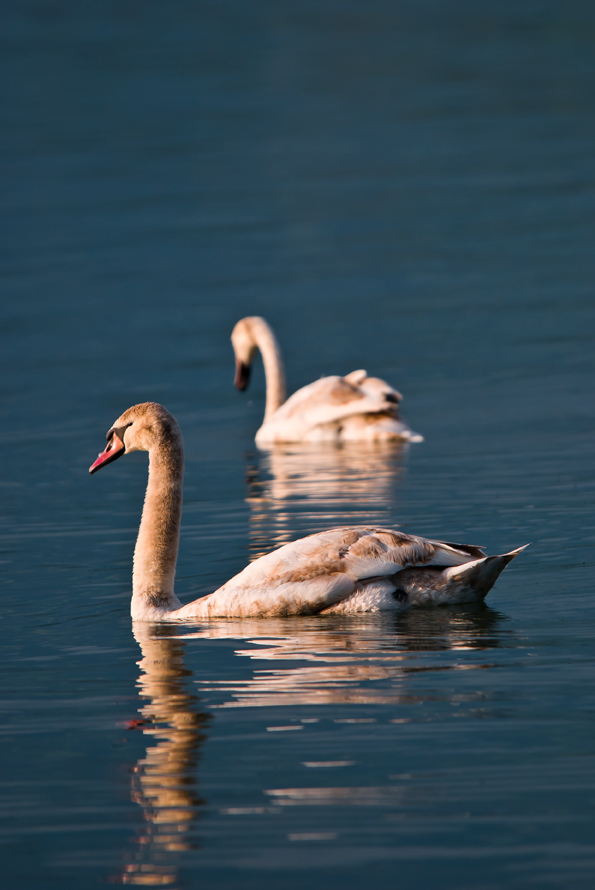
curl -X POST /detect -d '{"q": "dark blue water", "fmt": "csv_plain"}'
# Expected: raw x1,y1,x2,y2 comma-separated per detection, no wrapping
1,1,595,887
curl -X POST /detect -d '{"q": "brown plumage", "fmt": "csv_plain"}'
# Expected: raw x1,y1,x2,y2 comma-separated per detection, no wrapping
89,403,527,620
231,316,423,445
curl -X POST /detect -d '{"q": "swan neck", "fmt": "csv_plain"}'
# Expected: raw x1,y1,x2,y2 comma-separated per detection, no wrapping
252,319,286,420
132,438,183,615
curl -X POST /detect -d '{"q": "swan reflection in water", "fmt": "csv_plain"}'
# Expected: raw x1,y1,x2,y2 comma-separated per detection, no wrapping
119,623,210,886
117,607,509,881
245,442,407,560
180,606,510,710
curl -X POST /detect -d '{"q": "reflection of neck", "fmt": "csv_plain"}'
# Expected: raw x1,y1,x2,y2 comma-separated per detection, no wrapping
132,441,184,615
251,317,287,421
135,631,204,814
121,624,209,885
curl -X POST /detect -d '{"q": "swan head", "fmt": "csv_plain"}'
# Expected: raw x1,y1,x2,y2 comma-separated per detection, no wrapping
89,402,181,474
231,317,261,391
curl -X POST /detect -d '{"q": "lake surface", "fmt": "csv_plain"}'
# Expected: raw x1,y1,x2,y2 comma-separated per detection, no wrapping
1,1,595,887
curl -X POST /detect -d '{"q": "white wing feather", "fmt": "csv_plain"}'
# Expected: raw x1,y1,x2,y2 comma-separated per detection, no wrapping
256,374,412,444
174,527,483,619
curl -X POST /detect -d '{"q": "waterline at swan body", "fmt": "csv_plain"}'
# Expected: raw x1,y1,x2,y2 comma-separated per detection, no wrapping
89,403,527,622
231,316,423,445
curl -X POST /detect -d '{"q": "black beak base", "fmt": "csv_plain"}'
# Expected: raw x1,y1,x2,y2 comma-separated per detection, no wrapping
234,360,251,392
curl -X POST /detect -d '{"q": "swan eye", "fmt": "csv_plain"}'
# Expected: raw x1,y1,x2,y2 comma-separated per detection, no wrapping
105,421,132,446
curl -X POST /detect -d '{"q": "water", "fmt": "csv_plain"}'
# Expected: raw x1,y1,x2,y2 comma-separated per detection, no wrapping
1,0,595,887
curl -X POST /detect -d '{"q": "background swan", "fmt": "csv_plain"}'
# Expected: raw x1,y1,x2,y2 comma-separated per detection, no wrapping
231,316,423,445
89,403,526,622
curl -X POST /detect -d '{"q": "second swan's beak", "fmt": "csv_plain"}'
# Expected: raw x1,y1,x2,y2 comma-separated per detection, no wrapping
234,359,251,391
89,432,126,475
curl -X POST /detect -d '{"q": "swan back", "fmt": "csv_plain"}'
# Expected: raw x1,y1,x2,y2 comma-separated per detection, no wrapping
256,375,421,444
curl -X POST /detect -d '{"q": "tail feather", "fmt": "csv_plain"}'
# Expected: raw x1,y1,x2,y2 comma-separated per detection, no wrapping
443,544,529,595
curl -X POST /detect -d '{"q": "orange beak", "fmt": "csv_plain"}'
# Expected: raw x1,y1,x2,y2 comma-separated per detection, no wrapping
89,432,125,475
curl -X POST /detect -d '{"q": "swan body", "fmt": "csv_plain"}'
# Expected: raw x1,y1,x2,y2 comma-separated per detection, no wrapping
231,316,423,445
89,402,526,622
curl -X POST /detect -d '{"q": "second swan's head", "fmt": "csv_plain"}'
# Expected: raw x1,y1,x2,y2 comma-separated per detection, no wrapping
231,316,272,391
89,402,182,475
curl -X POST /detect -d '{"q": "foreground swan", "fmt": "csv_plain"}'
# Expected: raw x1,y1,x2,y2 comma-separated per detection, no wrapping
231,316,423,445
89,402,526,621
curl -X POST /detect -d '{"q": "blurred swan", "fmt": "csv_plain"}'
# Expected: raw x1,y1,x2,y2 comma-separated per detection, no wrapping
119,623,209,886
89,402,527,621
231,316,423,445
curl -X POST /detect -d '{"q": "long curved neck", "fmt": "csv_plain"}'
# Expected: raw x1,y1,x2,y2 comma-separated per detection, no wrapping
132,437,184,615
251,318,287,421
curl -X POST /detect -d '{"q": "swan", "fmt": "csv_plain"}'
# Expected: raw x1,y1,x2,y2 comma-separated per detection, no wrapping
231,316,423,445
89,402,527,622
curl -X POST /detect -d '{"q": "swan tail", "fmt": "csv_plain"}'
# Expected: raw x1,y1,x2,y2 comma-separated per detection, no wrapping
443,544,530,595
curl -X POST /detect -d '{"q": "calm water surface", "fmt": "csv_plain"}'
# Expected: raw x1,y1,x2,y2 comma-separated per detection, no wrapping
1,1,595,888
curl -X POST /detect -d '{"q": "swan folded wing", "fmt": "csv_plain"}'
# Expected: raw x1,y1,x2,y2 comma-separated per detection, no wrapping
173,528,377,618
269,376,400,428
176,526,488,618
427,540,487,561
178,528,485,618
338,529,483,577
221,527,482,589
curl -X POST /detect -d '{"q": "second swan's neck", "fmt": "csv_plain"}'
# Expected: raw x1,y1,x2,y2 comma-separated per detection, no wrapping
132,437,184,616
251,317,287,421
